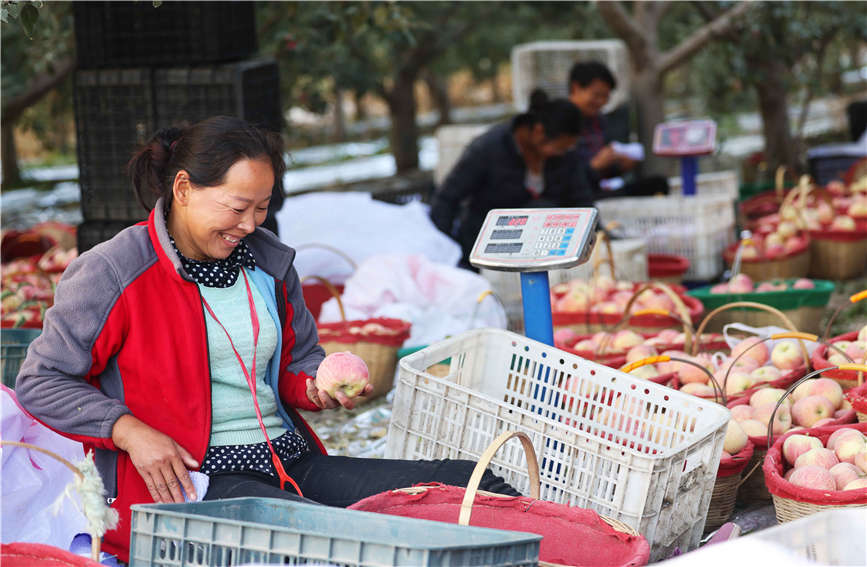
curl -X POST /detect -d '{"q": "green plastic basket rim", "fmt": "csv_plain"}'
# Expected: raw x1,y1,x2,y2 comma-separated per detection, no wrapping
687,279,835,311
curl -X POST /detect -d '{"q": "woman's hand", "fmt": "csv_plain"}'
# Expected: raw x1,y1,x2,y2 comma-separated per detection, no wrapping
111,414,198,503
305,378,373,411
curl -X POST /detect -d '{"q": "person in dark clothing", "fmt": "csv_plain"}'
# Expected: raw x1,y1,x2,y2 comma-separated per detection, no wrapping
430,91,595,268
568,61,668,198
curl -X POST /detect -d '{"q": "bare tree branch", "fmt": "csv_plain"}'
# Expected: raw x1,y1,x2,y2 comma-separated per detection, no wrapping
597,2,650,64
691,1,720,23
795,32,837,145
1,57,76,119
658,1,754,75
656,2,673,21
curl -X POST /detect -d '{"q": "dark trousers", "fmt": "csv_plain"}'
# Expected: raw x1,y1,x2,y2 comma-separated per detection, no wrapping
204,452,520,507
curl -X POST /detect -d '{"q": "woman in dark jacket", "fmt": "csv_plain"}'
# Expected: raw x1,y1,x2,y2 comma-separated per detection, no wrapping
430,91,594,268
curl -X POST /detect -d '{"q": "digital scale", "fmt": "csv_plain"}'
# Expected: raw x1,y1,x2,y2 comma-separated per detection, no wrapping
469,208,599,346
652,119,717,196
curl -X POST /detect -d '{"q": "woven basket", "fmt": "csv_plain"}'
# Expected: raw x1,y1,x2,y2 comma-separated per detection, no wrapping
723,233,811,282
314,280,411,403
704,441,754,532
846,381,867,423
807,233,867,280
764,422,867,523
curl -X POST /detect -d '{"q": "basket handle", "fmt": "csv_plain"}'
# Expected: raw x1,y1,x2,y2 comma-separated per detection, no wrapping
458,431,540,526
821,288,867,345
620,355,726,405
470,290,506,328
591,230,616,280
0,441,100,561
694,301,809,366
294,243,358,272
618,282,692,337
600,307,694,356
774,165,793,200
300,275,346,321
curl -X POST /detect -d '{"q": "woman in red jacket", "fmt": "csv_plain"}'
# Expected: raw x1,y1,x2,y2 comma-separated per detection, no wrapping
16,116,517,562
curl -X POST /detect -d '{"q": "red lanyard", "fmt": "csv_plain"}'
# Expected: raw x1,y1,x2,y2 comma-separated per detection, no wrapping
200,268,303,496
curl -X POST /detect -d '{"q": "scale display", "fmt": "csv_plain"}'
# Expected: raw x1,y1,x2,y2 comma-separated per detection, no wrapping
469,208,598,272
652,119,716,157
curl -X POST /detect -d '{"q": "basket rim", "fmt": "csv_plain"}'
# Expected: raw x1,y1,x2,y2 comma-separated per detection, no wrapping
399,328,731,461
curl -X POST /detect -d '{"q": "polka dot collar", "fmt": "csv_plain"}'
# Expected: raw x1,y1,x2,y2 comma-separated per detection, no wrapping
169,235,256,288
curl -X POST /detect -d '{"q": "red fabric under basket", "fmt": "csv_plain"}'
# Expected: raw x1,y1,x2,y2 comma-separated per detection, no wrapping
763,422,867,505
349,483,650,567
811,331,862,384
1,543,102,567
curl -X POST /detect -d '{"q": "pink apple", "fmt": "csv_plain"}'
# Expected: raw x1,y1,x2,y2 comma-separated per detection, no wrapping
829,463,863,490
573,339,596,352
783,237,803,255
554,328,581,347
836,435,867,465
626,344,658,364
771,340,803,370
813,418,837,427
783,434,824,466
835,409,853,419
785,468,795,481
828,352,850,366
628,365,660,379
753,402,792,435
855,451,867,474
719,355,760,376
750,365,783,385
791,380,814,403
592,301,620,314
756,281,780,291
859,325,867,343
750,388,789,410
808,378,844,409
792,395,836,427
655,329,680,344
732,337,770,367
794,447,839,470
792,278,815,290
728,273,754,293
710,283,730,294
789,465,836,490
739,419,767,438
666,355,712,384
777,220,797,238
740,245,760,261
557,294,589,312
724,420,749,454
843,478,867,490
845,341,867,363
831,216,857,231
828,428,865,451
612,329,644,351
724,371,754,396
847,198,867,217
817,201,835,223
730,405,755,422
680,382,715,397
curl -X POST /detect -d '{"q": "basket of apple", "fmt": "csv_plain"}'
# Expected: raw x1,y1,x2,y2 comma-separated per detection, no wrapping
722,228,811,281
763,421,867,523
846,381,867,423
705,419,755,532
688,275,835,334
811,326,867,391
551,278,704,335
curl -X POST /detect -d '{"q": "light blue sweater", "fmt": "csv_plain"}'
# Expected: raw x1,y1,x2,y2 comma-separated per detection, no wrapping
200,269,287,446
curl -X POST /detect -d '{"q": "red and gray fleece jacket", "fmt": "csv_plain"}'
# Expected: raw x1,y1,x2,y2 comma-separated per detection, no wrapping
15,198,326,562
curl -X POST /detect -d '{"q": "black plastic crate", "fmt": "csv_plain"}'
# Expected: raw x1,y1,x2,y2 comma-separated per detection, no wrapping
74,2,256,69
76,220,139,253
74,59,282,222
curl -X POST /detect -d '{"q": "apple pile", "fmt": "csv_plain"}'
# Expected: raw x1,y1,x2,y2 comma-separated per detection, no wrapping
730,230,808,262
709,274,816,295
729,377,853,443
825,325,867,366
555,327,723,363
551,276,686,316
781,427,867,491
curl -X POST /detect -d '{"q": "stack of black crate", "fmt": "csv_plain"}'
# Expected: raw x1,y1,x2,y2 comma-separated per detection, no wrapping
73,2,283,251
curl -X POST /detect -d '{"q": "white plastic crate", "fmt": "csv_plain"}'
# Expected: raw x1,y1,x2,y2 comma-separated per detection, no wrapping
480,237,648,332
667,170,739,201
434,124,490,185
595,195,736,280
511,40,630,113
386,329,730,561
746,508,867,565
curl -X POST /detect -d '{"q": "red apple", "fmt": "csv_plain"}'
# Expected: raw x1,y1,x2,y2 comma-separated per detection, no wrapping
783,434,823,466
732,337,770,367
791,395,835,427
770,340,802,370
794,447,839,470
829,462,863,490
788,465,836,490
791,278,815,290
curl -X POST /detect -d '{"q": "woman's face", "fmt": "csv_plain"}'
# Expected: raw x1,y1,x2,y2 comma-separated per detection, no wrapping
530,124,578,158
569,78,611,117
171,157,274,261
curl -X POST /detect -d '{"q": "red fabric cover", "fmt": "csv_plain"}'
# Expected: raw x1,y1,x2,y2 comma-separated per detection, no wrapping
1,543,103,567
647,254,690,278
846,381,867,414
552,295,704,330
301,282,345,320
811,331,861,383
348,483,650,567
316,317,411,346
763,422,867,505
717,440,754,478
808,220,867,242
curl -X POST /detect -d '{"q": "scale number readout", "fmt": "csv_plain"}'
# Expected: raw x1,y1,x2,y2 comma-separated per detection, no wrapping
484,242,523,254
490,229,523,240
496,215,528,227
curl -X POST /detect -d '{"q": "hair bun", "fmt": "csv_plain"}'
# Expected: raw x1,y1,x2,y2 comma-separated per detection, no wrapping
529,88,549,111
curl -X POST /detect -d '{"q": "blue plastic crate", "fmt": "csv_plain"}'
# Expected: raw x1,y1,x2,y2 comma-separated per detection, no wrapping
1,328,41,389
129,497,541,567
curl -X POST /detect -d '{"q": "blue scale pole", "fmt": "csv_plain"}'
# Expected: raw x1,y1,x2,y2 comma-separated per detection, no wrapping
680,155,698,196
520,271,553,346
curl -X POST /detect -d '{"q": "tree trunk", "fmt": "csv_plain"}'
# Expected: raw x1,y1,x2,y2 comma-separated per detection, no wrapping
423,70,451,126
386,70,420,173
354,91,368,121
490,75,502,103
632,70,672,177
333,86,346,142
752,58,799,173
1,115,22,189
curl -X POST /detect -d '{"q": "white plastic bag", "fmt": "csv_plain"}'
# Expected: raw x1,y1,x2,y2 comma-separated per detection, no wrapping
318,254,507,348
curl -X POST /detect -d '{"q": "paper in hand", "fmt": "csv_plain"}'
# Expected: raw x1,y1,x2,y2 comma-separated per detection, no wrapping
610,141,645,161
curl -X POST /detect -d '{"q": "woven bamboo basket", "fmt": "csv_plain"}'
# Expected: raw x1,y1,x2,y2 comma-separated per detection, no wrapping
704,441,754,533
807,236,867,280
